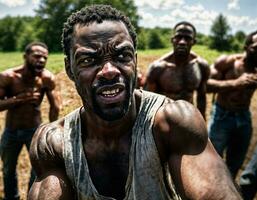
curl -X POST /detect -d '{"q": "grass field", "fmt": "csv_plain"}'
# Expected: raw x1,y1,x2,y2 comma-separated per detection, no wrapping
0,45,231,73
0,45,256,199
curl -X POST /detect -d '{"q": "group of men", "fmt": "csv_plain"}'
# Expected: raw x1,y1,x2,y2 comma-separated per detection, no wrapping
0,4,256,200
145,19,257,200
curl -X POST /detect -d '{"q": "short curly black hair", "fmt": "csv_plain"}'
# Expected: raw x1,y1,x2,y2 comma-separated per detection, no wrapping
245,30,257,47
62,4,137,59
173,21,197,37
25,41,48,54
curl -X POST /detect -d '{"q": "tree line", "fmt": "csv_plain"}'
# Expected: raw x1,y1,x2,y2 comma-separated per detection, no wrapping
0,0,246,52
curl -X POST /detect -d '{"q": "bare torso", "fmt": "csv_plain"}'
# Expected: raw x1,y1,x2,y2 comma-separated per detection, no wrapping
146,52,209,103
213,55,257,110
0,66,56,129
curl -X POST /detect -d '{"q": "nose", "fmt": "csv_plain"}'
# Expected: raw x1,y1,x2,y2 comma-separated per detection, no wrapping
97,62,120,80
178,38,187,45
39,56,46,64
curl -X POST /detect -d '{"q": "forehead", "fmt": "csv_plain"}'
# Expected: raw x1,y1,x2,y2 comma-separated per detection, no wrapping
174,24,194,36
30,45,48,55
72,20,133,51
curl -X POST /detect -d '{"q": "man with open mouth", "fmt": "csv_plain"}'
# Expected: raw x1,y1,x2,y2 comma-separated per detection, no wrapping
0,41,61,200
28,5,241,200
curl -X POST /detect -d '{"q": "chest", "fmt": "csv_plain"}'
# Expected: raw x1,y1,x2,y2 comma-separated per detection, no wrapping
7,76,44,96
159,62,202,91
83,137,131,199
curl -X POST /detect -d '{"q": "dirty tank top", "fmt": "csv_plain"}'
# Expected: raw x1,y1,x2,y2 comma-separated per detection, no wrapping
63,90,181,200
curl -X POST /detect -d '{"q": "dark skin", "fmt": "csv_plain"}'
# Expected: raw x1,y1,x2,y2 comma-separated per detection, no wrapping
145,24,210,119
29,21,241,200
207,33,257,111
0,45,60,129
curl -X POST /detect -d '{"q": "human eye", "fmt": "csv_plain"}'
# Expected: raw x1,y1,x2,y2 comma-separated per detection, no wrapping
78,56,95,66
116,51,133,62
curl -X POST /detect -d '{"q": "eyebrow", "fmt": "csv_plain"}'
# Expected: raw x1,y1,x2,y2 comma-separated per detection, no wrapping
115,41,135,52
74,49,97,60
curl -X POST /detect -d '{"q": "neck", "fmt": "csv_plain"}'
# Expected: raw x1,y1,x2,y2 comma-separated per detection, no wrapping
174,53,190,65
22,65,36,82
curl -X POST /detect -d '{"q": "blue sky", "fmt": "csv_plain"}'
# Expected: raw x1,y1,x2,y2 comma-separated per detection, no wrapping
0,0,257,35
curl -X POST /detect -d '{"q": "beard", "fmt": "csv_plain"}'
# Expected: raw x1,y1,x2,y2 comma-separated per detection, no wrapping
247,52,257,65
27,62,43,76
76,74,136,122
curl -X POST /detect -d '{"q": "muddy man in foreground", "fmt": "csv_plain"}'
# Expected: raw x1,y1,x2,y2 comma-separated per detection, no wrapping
28,5,241,200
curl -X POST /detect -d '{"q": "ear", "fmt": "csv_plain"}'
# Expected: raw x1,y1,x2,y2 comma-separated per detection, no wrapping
193,38,197,45
64,57,75,81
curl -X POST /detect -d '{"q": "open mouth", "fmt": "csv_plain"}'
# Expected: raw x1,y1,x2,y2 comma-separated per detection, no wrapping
96,84,126,104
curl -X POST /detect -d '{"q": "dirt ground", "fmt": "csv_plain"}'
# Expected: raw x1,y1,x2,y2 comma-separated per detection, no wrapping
0,59,256,199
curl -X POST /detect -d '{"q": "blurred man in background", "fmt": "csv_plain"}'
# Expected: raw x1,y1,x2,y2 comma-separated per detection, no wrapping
0,42,60,200
207,30,257,179
145,21,210,119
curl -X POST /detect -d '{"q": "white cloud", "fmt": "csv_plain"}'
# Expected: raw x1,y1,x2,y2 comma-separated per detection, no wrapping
227,0,240,10
0,0,38,7
0,0,26,7
134,0,184,10
227,15,257,33
31,0,39,5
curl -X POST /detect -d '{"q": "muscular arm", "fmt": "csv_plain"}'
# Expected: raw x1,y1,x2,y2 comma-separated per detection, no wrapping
144,61,164,92
44,72,61,122
28,123,74,200
207,55,257,93
196,59,210,119
154,100,241,199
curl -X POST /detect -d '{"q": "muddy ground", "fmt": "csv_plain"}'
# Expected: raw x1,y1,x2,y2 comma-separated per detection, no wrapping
0,55,256,199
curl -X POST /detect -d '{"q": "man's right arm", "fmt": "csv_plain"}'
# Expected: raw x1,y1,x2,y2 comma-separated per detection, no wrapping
28,123,75,200
144,62,163,92
207,55,257,93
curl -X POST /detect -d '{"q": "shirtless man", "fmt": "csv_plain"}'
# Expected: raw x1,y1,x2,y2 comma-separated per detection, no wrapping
28,5,241,200
0,42,60,200
207,30,257,179
145,22,210,119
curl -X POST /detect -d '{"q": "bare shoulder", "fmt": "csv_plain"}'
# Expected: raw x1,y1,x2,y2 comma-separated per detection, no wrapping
30,118,65,175
196,56,209,68
42,69,55,81
41,69,56,88
148,53,174,74
214,54,241,71
0,66,22,85
154,99,208,155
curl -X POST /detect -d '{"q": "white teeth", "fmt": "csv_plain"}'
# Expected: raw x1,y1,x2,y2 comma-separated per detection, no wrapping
102,88,120,96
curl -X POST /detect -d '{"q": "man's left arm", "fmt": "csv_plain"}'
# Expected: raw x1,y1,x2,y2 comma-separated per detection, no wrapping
154,100,241,199
196,59,210,119
44,73,61,122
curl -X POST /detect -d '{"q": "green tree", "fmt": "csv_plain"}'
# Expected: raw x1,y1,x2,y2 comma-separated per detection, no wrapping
230,30,246,51
36,0,75,51
0,16,24,51
148,29,166,49
209,14,231,51
137,28,148,50
35,0,139,51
